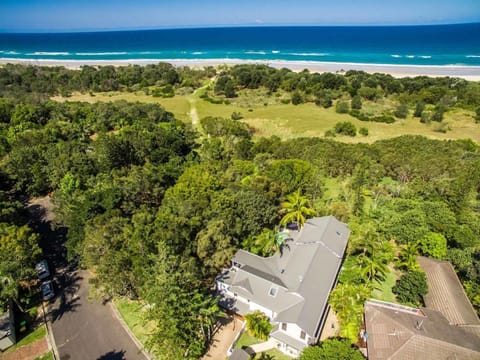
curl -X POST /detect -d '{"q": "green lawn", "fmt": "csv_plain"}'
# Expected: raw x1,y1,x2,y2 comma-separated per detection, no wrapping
235,331,260,349
4,325,46,354
54,91,480,143
371,267,400,303
114,298,158,355
234,332,293,359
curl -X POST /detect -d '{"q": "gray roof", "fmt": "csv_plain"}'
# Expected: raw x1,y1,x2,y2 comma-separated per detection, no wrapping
364,299,480,360
418,256,480,326
220,216,350,337
229,348,250,360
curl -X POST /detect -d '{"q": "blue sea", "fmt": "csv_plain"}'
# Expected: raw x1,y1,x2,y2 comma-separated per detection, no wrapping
0,23,479,66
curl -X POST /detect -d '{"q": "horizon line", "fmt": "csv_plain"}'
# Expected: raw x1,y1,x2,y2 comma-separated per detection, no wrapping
1,21,479,35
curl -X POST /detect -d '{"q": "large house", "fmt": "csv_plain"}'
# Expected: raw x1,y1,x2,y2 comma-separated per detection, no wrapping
216,216,350,357
363,257,480,360
364,299,480,360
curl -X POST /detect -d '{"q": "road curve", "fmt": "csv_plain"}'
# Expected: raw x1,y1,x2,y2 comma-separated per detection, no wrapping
48,269,147,360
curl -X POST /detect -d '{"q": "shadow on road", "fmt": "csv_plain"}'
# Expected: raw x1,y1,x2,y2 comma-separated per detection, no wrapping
96,350,127,360
50,271,83,323
28,197,82,322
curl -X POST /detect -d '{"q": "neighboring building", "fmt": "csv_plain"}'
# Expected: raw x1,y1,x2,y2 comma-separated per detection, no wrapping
417,256,480,326
216,216,350,357
229,348,250,360
0,307,16,351
364,299,480,360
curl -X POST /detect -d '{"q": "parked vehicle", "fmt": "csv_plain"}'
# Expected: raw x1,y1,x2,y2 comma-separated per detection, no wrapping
40,281,54,301
35,260,50,280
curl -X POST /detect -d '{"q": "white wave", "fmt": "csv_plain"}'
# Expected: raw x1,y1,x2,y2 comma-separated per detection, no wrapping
245,50,267,55
391,54,402,58
138,51,162,55
27,51,70,56
286,52,329,56
406,55,415,58
75,52,127,56
271,50,280,54
466,55,480,58
192,51,205,55
419,55,432,59
0,51,19,55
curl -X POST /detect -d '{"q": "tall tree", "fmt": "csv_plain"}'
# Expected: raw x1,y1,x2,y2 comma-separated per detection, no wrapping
280,190,316,228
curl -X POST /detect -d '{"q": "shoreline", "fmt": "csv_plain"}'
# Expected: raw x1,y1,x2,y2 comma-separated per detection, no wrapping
1,58,480,80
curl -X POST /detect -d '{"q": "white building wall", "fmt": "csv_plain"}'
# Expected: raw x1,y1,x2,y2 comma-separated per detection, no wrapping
282,323,309,344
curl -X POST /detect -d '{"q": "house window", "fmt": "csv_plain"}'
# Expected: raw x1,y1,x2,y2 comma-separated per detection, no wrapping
269,286,278,297
282,323,287,331
300,331,306,340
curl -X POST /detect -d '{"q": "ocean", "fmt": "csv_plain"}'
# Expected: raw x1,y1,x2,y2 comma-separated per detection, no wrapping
0,23,479,66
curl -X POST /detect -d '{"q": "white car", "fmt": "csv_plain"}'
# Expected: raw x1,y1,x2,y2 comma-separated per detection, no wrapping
35,260,50,280
40,281,55,301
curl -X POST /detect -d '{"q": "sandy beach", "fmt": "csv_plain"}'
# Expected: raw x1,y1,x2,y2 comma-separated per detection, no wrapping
1,58,480,80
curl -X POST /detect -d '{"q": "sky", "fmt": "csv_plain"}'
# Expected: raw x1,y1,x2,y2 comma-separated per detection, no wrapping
0,0,479,32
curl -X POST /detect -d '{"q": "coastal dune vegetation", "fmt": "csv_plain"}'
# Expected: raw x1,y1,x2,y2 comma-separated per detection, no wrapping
0,63,480,359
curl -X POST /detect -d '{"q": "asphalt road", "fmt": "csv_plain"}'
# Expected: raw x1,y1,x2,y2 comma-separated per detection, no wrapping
48,270,147,360
28,197,147,360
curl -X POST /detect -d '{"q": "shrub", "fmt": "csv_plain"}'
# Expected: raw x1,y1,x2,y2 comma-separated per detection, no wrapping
392,271,428,306
431,106,445,122
359,127,369,136
325,129,336,137
420,111,431,124
420,232,447,259
351,95,362,110
335,101,350,114
334,121,357,136
414,101,425,117
291,91,304,105
394,104,409,119
231,112,243,120
475,107,480,123
299,338,364,360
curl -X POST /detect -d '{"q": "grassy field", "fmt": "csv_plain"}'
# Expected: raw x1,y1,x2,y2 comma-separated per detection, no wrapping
54,91,480,143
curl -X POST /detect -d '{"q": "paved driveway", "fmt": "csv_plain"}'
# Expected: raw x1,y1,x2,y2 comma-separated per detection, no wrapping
48,269,147,360
28,197,147,360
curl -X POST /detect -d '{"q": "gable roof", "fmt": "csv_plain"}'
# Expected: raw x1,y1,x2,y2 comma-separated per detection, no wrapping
220,216,350,337
417,256,480,326
364,300,480,360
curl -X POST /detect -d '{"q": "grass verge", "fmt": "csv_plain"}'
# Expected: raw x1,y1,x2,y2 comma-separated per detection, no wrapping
114,298,157,355
34,351,54,360
4,324,46,354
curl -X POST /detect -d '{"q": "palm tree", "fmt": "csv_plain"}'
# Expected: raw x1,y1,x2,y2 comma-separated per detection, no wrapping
244,311,272,341
280,190,316,228
398,241,420,270
357,253,389,283
197,296,225,345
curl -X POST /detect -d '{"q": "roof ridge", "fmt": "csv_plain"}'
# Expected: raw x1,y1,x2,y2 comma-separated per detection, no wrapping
387,335,416,360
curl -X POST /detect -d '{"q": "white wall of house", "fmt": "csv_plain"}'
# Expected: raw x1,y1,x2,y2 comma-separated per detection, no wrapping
278,322,310,344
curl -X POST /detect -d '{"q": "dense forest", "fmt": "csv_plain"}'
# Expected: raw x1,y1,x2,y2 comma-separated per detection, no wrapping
1,63,479,359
